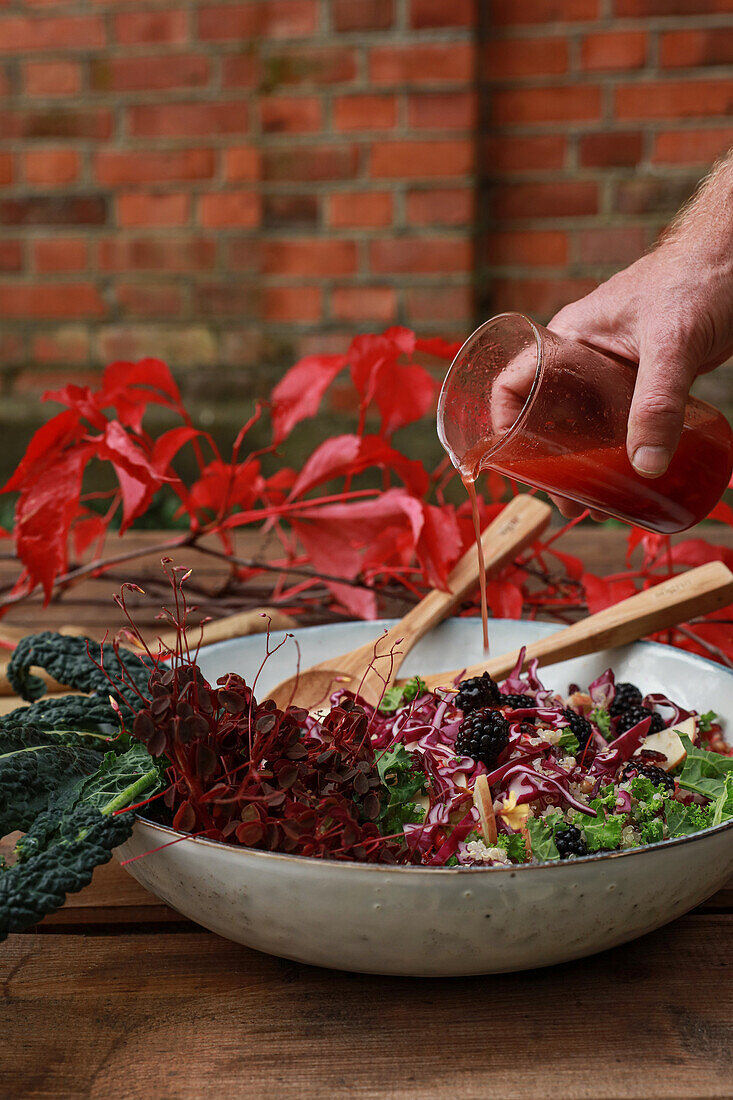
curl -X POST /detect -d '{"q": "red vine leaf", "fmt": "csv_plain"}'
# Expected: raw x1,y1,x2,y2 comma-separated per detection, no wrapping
270,354,347,445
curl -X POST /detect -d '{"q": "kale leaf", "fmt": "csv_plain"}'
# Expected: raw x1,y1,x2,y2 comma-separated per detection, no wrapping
378,676,429,715
557,729,580,755
375,744,428,835
0,805,135,937
0,730,100,836
589,706,611,739
573,810,625,853
0,695,125,736
526,814,561,861
493,832,528,863
8,631,150,703
665,799,712,838
675,736,733,799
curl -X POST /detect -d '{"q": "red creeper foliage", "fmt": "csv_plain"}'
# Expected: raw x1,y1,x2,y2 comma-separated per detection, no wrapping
1,326,733,667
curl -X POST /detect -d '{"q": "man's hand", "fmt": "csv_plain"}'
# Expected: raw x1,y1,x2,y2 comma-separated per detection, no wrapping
547,153,733,518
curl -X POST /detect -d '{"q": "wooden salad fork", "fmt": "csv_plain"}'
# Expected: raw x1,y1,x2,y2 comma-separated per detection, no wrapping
410,560,733,692
266,493,551,710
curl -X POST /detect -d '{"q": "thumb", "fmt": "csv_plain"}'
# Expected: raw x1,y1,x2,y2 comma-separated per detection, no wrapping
626,346,695,478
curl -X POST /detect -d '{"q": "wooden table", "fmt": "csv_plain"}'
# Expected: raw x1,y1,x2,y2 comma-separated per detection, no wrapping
1,529,732,1099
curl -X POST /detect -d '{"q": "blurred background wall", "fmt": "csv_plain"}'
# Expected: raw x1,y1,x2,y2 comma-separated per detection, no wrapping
0,0,731,476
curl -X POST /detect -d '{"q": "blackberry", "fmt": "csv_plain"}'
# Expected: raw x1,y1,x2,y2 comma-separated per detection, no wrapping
499,692,536,709
622,761,675,794
455,708,509,769
555,825,588,859
563,708,593,754
610,681,643,718
615,705,665,736
454,671,500,714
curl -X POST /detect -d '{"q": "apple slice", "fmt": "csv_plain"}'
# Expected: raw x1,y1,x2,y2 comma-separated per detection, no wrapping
473,774,498,845
633,716,696,772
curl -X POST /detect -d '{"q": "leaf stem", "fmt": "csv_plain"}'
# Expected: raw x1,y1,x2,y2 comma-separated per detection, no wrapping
101,767,160,816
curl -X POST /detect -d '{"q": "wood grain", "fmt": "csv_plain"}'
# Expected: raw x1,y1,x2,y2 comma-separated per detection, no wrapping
1,920,731,1099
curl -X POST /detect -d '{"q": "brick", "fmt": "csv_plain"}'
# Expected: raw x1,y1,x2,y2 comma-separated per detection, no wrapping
333,94,397,130
613,177,698,216
0,194,106,226
99,237,217,272
581,32,647,71
615,82,733,120
199,2,317,40
615,0,731,15
329,191,393,227
225,147,262,182
263,145,359,182
114,9,188,45
486,229,568,267
24,149,79,185
370,44,473,84
263,194,319,228
261,96,322,133
0,15,105,52
220,327,266,367
410,0,475,27
405,285,472,322
33,239,88,273
226,239,263,270
194,283,258,317
0,66,9,99
481,134,566,173
263,239,357,276
488,278,597,320
482,38,568,80
0,332,26,366
0,154,11,186
370,237,471,274
221,53,260,89
128,102,248,138
264,286,322,322
660,30,733,69
333,0,395,31
98,324,217,366
408,92,476,130
578,131,643,168
0,241,22,272
95,149,214,185
264,47,357,85
0,285,104,319
491,181,598,219
331,286,397,323
0,109,112,141
90,54,210,93
491,0,598,24
406,187,473,226
199,191,261,229
491,85,602,126
30,327,90,366
576,226,647,265
652,128,733,165
370,139,473,178
118,192,191,228
24,60,81,96
117,283,183,317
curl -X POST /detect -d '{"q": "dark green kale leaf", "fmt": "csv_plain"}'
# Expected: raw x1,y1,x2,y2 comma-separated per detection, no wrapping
375,744,428,835
0,727,101,835
0,694,125,736
8,631,150,703
0,805,135,937
0,741,163,939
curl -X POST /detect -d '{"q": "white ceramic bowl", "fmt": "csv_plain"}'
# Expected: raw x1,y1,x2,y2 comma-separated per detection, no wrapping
117,619,733,976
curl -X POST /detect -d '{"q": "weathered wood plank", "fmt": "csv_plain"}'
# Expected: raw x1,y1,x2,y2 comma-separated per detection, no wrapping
1,919,731,1099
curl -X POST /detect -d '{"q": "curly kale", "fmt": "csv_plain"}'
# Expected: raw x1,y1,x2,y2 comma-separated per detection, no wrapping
0,805,136,937
0,740,164,939
7,631,151,703
0,728,100,836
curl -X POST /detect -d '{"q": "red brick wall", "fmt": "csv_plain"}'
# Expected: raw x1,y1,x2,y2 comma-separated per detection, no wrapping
1,0,732,442
478,1,733,333
0,0,476,425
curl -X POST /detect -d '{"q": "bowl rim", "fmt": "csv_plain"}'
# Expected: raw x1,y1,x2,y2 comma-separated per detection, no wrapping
130,626,733,875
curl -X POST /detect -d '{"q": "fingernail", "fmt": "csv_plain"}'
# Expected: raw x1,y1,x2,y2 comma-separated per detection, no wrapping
632,445,669,477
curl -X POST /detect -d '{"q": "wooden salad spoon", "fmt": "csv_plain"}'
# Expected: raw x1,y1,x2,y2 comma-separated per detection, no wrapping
409,560,733,692
267,493,552,710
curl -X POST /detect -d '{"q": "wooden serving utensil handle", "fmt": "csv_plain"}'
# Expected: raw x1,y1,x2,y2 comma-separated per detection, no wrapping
419,560,733,691
387,494,551,651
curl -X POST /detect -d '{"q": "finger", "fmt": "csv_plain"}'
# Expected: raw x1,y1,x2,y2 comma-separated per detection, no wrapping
549,494,586,520
626,346,696,478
